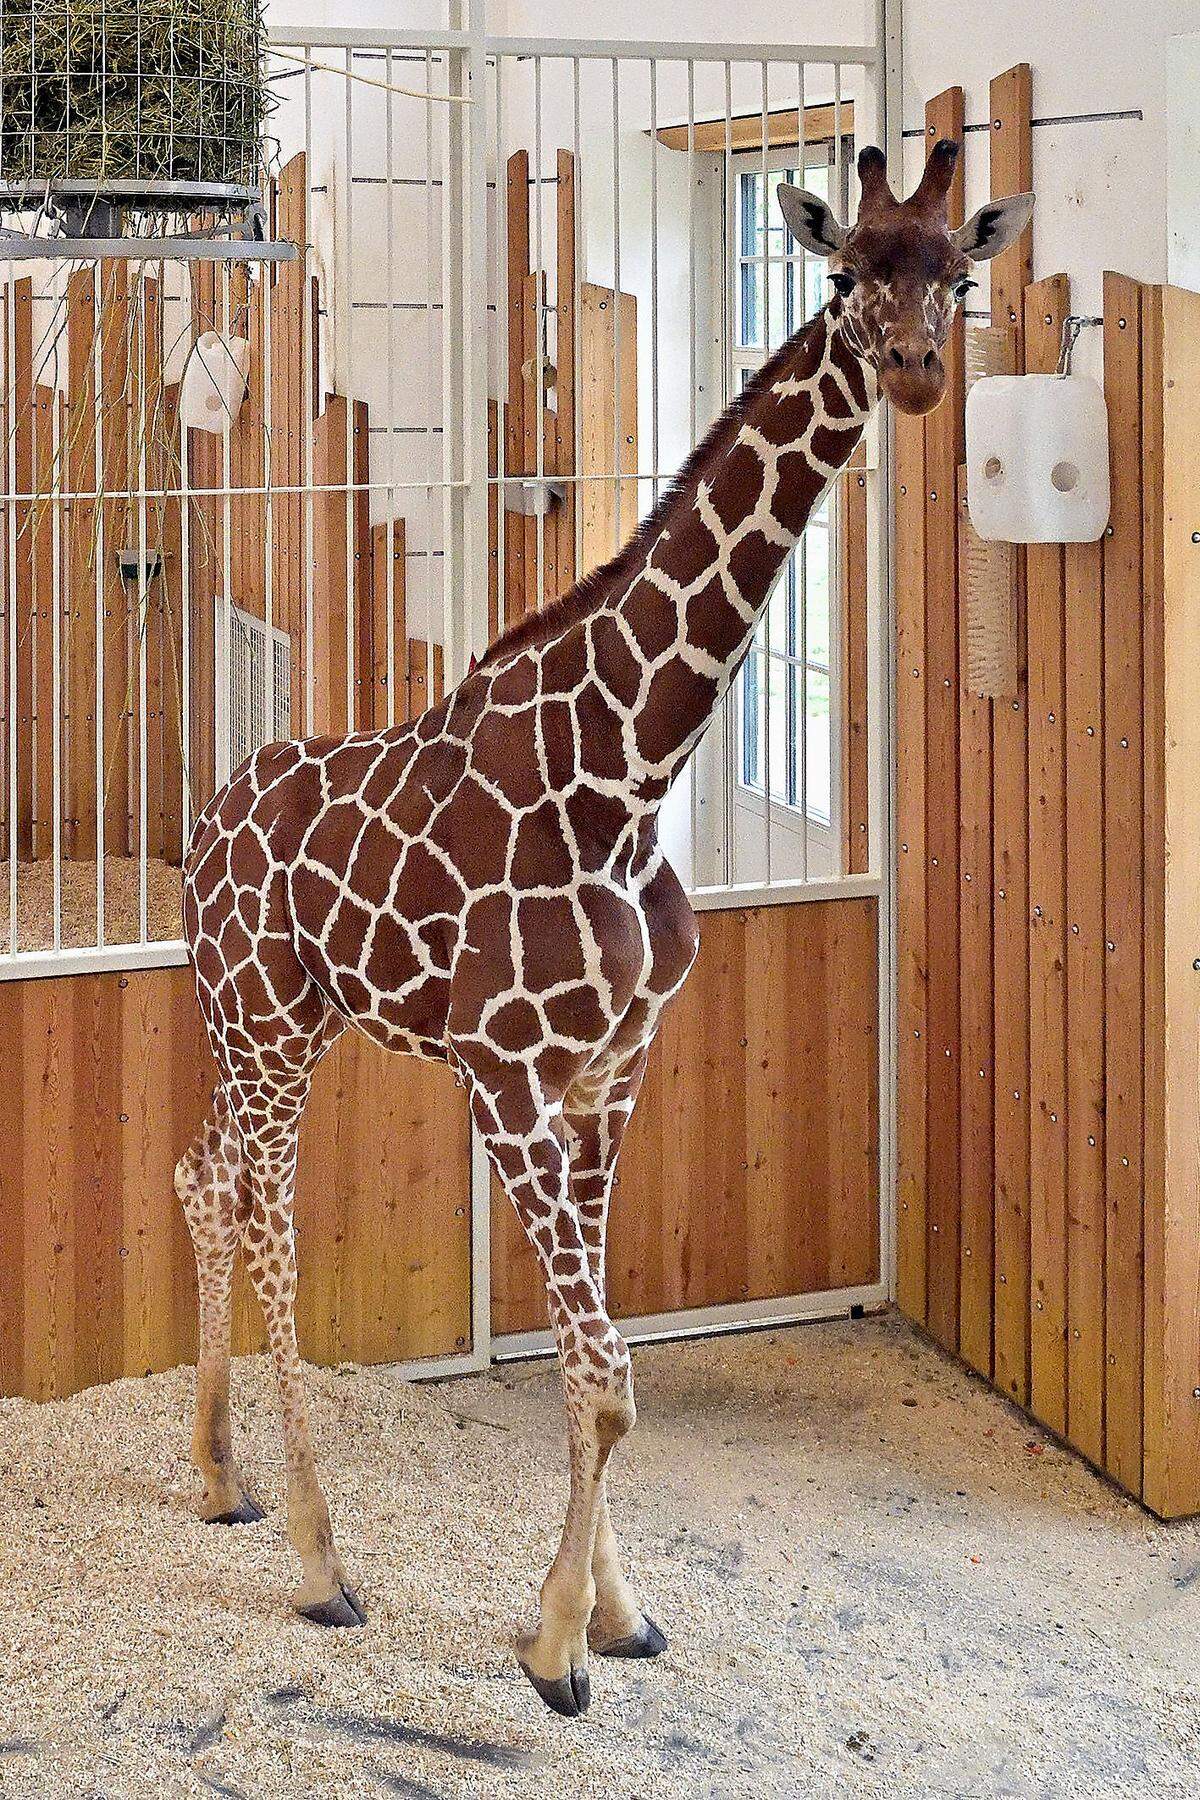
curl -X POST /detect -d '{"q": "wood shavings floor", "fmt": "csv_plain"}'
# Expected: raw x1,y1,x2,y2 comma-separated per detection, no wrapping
0,1313,1197,1798
0,855,183,952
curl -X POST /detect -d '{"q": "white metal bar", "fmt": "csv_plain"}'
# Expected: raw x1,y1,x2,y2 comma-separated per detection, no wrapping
760,62,772,887
136,277,149,943
93,268,107,943
179,352,192,851
304,47,316,738
688,872,882,911
493,1281,888,1362
385,48,398,724
50,354,62,947
268,28,879,65
219,260,233,790
344,48,356,731
493,53,509,635
534,55,546,605
5,262,17,952
0,938,189,981
264,259,277,756
799,60,810,882
611,57,623,559
572,57,584,577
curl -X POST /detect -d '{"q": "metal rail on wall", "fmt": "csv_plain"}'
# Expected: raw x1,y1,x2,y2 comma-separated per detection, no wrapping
0,7,893,1373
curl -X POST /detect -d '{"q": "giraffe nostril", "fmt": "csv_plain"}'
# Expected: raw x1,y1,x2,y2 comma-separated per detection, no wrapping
888,345,906,370
922,349,936,372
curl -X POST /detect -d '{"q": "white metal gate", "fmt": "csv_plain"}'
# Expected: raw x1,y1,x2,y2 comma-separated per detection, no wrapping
0,7,893,1371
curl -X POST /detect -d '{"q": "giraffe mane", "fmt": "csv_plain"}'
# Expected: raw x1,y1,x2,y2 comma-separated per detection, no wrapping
474,310,832,671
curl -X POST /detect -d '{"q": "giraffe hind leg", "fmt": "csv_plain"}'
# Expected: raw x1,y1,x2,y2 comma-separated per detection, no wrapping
175,1090,266,1526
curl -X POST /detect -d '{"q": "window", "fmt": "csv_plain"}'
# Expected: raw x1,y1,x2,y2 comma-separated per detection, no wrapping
730,152,842,828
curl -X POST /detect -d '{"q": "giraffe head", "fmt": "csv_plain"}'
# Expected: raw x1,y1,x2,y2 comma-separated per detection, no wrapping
779,139,1034,415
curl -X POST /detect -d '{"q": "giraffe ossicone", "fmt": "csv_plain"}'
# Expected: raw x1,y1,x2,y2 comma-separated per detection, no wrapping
175,140,1032,1717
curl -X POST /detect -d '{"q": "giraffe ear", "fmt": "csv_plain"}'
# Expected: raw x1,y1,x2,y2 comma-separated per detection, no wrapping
777,183,847,257
951,191,1035,260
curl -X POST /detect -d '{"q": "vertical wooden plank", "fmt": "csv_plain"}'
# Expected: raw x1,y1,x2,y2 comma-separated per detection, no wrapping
1101,270,1144,1493
986,67,1034,361
310,398,350,736
505,150,530,623
555,148,577,596
352,399,372,730
1144,282,1200,1517
159,384,185,868
99,262,132,863
71,976,123,1392
956,455,994,1378
989,71,1033,1406
894,406,928,1326
1025,275,1071,1433
1064,527,1106,1464
922,86,965,1353
0,978,26,1394
371,518,406,728
839,454,869,876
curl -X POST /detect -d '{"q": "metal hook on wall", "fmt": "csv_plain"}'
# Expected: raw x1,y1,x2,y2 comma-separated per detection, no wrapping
1056,313,1103,376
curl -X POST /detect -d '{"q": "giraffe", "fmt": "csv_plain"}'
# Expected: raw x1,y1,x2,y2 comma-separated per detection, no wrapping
175,141,1032,1717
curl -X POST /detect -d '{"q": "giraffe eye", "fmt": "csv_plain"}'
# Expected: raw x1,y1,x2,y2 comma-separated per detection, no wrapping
830,270,857,298
953,277,977,301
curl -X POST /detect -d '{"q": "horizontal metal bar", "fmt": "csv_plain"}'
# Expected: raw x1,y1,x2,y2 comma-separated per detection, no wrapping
688,874,882,910
0,479,466,502
488,37,878,65
269,27,877,65
901,106,1143,139
385,1348,490,1384
492,1282,889,1362
0,239,300,263
0,940,189,983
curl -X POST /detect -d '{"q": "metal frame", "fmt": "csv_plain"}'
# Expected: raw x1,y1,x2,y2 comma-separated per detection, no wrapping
0,7,896,1379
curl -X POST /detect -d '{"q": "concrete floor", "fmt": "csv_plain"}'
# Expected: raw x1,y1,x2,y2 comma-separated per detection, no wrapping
0,1311,1197,1797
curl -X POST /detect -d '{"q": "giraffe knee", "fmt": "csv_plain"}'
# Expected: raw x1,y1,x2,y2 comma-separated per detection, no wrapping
593,1348,636,1449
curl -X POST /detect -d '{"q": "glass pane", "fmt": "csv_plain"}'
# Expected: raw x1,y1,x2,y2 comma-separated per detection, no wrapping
742,653,762,788
739,260,761,349
767,652,789,805
740,170,760,256
805,668,832,823
803,519,831,667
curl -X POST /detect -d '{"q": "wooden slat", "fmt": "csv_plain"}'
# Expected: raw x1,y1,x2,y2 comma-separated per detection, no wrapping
490,899,880,1336
1025,275,1071,1433
986,66,1034,362
956,454,994,1378
651,100,855,154
310,398,351,736
894,400,928,1327
11,280,33,860
839,456,869,876
65,270,99,865
555,149,578,599
1144,282,1200,1517
1064,529,1106,1465
406,637,444,719
921,86,965,1353
370,519,406,728
1101,270,1145,1492
504,150,530,624
988,71,1032,1406
30,382,56,862
579,283,638,580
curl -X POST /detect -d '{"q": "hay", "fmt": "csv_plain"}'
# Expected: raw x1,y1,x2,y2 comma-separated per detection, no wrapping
0,0,270,191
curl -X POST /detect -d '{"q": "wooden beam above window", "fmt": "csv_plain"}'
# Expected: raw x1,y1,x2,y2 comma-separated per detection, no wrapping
648,100,855,155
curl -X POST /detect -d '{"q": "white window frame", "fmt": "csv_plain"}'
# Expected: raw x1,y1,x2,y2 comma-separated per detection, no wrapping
723,137,850,866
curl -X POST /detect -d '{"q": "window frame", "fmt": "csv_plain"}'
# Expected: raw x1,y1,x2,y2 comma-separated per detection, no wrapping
724,138,850,847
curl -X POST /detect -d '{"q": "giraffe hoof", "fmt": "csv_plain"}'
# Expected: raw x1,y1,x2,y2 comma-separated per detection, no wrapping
518,1659,591,1718
298,1584,367,1629
208,1494,266,1527
593,1614,668,1659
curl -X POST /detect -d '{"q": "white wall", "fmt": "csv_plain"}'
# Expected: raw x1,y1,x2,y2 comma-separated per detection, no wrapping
1166,32,1200,288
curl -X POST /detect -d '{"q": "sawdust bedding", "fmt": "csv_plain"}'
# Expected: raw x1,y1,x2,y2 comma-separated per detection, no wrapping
1,1314,1198,1798
0,856,183,953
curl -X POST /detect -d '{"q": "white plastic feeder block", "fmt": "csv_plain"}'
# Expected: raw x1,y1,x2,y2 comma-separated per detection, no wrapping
965,372,1110,544
180,330,251,433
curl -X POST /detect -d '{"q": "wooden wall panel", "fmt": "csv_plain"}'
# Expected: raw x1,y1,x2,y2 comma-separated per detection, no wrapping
491,898,880,1336
0,967,471,1402
894,62,1198,1518
921,86,965,1352
839,455,869,875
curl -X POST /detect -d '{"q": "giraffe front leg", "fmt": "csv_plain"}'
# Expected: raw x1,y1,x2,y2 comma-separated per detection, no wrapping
466,1065,632,1717
566,1052,667,1662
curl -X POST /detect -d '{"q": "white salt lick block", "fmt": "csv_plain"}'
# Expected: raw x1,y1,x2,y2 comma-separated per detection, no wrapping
180,331,251,434
965,372,1110,544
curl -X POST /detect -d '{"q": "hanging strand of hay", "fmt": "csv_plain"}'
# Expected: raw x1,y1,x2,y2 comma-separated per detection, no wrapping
0,0,273,190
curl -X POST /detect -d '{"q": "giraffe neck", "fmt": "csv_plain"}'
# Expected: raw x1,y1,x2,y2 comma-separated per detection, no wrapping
592,305,877,804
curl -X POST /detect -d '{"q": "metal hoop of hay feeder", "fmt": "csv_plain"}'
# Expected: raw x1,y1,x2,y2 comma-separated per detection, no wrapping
0,0,292,260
